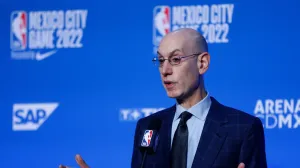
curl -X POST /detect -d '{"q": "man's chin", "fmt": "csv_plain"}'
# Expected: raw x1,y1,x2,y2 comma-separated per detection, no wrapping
166,91,181,99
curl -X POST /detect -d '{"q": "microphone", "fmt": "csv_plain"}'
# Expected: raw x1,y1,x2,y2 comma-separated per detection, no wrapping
138,117,162,168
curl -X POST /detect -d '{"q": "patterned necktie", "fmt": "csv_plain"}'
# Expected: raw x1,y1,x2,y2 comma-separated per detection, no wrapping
171,111,193,168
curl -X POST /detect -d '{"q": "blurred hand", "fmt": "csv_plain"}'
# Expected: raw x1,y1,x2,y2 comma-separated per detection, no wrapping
59,155,244,168
238,162,245,168
59,154,89,168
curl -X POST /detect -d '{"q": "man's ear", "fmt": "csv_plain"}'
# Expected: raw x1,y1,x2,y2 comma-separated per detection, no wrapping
197,52,210,75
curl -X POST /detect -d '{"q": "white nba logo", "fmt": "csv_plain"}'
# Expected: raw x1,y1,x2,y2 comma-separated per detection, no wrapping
10,11,27,51
153,6,171,47
141,130,153,147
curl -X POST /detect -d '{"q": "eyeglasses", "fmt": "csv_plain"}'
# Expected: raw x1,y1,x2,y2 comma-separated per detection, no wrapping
152,53,202,67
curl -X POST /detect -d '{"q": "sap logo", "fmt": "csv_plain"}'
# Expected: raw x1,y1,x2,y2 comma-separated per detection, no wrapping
119,108,164,121
13,103,59,131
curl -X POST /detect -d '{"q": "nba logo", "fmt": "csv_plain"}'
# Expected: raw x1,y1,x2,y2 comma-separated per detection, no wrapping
141,130,153,147
11,11,27,51
153,6,171,46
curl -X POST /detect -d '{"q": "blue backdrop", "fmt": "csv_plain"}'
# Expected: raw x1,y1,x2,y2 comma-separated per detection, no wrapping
0,0,299,167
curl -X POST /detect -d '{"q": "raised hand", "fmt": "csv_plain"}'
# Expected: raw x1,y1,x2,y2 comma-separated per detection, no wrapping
238,162,245,168
59,154,89,168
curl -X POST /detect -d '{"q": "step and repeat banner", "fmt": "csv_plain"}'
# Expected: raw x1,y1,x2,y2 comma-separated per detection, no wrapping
0,0,299,167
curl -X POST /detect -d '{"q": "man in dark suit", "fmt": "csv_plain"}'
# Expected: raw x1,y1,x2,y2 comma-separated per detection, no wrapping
130,28,268,168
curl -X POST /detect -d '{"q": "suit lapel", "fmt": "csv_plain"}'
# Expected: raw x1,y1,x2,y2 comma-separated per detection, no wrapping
191,97,228,168
159,105,176,166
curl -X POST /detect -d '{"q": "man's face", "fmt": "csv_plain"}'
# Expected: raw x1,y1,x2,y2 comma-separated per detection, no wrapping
157,34,200,99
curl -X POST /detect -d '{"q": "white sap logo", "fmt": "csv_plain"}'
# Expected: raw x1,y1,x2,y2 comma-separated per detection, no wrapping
13,103,59,131
119,108,165,121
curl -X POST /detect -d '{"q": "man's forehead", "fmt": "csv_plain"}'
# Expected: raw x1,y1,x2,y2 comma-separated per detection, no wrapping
157,48,183,57
157,28,207,57
158,35,186,56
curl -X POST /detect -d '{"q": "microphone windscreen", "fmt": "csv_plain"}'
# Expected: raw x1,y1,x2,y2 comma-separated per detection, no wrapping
147,117,162,131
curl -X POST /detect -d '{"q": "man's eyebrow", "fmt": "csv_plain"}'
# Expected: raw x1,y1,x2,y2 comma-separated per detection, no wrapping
157,51,162,56
157,49,182,57
169,49,182,56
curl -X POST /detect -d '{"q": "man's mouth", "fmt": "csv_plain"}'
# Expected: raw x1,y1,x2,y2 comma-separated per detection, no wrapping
164,81,175,89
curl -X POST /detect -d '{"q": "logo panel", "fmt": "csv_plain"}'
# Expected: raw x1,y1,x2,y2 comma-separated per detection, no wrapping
10,10,88,61
13,103,59,131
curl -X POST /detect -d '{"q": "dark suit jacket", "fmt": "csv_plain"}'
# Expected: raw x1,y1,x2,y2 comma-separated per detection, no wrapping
131,97,267,168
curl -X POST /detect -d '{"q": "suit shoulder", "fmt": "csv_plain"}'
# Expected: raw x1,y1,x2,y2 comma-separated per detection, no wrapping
216,101,264,138
220,103,260,125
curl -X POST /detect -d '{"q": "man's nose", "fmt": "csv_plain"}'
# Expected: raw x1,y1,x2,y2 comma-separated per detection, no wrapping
161,60,173,76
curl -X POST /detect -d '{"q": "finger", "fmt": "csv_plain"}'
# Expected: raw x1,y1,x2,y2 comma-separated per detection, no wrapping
238,162,245,168
59,165,73,168
59,165,68,168
75,154,89,168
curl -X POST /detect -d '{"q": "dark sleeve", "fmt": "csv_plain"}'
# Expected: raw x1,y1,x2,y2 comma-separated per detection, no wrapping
239,117,268,168
131,119,142,168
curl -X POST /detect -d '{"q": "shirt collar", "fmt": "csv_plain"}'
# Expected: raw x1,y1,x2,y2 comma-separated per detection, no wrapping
174,92,212,121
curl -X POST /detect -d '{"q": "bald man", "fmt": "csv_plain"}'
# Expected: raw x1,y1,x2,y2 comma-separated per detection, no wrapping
130,28,267,168
59,29,267,168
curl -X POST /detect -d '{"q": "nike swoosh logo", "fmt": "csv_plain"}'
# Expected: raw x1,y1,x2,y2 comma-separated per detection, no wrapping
36,50,57,61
